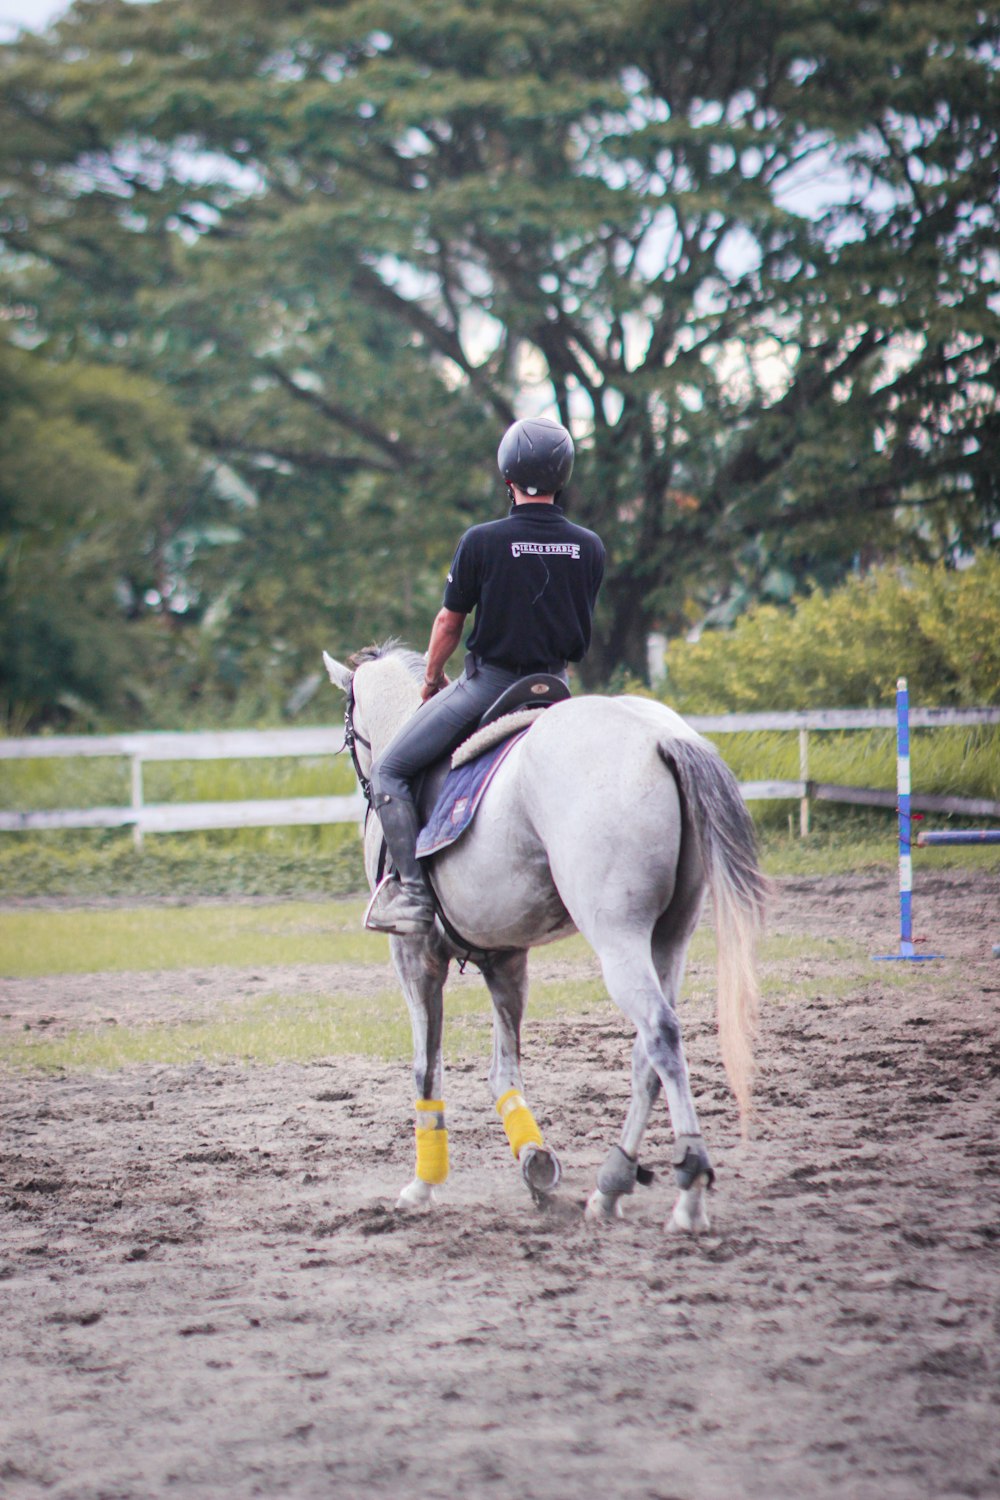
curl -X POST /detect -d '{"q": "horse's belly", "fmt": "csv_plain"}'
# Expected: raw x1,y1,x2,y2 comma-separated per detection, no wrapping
429,796,572,950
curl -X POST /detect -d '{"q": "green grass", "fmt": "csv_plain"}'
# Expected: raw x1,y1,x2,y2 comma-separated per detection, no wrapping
0,903,601,978
5,723,990,1077
0,751,358,811
3,988,412,1072
0,899,378,976
0,977,615,1074
0,751,366,898
707,724,1000,829
0,907,962,1076
0,934,868,1076
5,817,995,902
2,725,996,899
5,728,994,817
0,909,841,984
757,808,1000,876
0,830,366,900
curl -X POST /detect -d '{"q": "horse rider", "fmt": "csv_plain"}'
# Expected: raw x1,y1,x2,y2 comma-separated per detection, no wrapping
367,415,606,935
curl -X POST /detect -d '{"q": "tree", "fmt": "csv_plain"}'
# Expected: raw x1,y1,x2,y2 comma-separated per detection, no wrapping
0,334,201,726
2,0,998,702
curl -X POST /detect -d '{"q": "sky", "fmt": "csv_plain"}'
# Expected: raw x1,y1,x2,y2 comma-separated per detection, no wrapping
1,0,160,42
0,0,69,40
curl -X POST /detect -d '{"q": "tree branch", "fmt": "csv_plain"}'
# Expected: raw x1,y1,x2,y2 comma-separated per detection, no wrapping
197,428,396,476
350,260,515,426
712,327,888,495
265,361,415,468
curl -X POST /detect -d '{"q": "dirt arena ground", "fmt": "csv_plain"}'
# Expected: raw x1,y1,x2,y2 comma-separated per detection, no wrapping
2,871,999,1500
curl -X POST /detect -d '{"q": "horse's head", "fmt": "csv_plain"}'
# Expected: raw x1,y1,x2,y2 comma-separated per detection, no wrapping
323,642,425,779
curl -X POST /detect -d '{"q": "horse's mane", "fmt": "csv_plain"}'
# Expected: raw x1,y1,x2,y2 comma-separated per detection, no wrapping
348,639,425,684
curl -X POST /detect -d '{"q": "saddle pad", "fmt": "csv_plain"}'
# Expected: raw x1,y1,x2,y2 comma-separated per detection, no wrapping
452,706,548,768
416,731,528,859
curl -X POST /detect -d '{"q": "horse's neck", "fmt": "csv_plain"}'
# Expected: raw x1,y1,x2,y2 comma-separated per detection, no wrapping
363,660,421,755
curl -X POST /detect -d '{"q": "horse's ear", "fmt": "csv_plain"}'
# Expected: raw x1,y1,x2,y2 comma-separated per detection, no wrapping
322,651,353,693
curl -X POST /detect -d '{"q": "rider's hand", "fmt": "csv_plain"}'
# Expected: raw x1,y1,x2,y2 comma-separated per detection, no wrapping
421,673,448,702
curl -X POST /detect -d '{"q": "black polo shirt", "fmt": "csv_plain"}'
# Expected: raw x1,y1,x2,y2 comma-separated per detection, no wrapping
442,503,605,669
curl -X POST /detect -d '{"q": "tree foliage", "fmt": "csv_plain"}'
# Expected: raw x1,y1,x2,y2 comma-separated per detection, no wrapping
1,0,998,723
0,333,202,725
664,552,1000,711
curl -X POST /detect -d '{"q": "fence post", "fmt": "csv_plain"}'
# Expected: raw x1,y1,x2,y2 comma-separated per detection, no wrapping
130,755,144,852
798,727,810,837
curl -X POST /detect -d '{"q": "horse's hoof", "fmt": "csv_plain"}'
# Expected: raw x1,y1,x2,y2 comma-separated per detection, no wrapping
519,1144,560,1198
396,1178,437,1211
669,1180,711,1234
585,1188,623,1222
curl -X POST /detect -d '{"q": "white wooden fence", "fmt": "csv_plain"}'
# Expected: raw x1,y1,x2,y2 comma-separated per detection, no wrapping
0,727,366,849
684,706,1000,836
1,707,998,847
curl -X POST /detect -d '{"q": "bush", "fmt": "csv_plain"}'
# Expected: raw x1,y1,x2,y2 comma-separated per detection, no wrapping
664,554,1000,711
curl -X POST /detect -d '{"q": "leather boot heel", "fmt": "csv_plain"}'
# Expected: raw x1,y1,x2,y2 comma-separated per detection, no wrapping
365,875,435,935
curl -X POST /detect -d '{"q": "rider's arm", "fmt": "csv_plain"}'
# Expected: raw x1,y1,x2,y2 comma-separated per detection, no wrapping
422,607,466,700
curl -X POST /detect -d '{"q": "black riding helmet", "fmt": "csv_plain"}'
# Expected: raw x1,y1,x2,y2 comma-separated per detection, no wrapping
497,417,574,496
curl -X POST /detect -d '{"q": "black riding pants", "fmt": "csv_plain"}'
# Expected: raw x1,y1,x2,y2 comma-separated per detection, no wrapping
370,657,547,808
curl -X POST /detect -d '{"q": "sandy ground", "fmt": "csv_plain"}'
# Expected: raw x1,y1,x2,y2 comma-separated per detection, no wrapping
1,871,999,1500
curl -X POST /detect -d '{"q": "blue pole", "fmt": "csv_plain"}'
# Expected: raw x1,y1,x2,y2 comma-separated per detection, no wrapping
918,830,1000,846
873,676,942,962
897,677,914,956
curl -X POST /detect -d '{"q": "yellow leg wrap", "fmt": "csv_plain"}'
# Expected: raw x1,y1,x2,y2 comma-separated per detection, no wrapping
414,1100,448,1185
496,1088,544,1160
414,1125,449,1185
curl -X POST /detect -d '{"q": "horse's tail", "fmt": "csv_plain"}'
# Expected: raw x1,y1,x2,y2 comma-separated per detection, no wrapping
659,736,768,1132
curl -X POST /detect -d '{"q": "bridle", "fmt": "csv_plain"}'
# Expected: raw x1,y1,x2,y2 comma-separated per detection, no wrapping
342,676,374,808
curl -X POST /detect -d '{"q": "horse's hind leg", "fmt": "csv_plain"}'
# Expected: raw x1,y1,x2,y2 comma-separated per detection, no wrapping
586,1033,660,1221
482,949,562,1201
652,905,715,1232
588,936,714,1232
391,933,450,1210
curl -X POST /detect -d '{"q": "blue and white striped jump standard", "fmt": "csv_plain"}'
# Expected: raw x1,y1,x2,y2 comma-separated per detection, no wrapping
873,677,944,963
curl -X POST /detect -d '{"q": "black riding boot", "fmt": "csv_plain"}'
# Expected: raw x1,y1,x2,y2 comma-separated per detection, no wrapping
366,794,436,935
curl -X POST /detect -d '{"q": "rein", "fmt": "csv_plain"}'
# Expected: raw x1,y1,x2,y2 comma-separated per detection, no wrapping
343,678,373,808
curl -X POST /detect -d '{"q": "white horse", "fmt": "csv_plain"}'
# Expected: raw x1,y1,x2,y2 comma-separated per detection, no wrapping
323,643,766,1232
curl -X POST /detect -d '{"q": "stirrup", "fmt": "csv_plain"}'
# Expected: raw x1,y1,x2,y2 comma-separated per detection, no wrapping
364,874,435,935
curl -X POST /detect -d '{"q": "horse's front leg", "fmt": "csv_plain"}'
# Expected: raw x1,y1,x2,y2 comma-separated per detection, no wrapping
390,932,450,1210
482,949,561,1202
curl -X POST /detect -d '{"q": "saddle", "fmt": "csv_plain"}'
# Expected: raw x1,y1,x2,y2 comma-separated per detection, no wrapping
453,673,570,767
475,673,570,730
414,673,570,857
